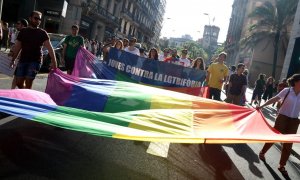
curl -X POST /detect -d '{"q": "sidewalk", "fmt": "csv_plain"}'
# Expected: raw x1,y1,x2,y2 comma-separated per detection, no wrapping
226,88,300,160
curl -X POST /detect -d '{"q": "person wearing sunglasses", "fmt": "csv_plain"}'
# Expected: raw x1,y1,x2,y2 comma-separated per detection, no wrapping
10,11,57,89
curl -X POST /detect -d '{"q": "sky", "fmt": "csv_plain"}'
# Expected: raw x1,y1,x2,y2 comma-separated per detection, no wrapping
160,0,234,43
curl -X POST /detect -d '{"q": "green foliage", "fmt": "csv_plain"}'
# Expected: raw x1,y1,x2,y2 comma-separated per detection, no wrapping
180,41,208,60
214,43,225,56
158,39,209,61
158,38,169,51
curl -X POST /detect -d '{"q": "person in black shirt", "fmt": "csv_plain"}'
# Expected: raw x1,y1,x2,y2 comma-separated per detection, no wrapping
262,76,275,101
250,73,266,106
225,63,247,105
10,11,57,89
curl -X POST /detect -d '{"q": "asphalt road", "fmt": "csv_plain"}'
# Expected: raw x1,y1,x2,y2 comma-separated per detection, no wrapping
0,73,300,179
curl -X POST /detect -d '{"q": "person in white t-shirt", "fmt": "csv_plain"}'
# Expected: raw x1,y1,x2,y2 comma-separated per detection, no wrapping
178,49,191,67
257,73,300,176
158,48,170,61
124,37,140,56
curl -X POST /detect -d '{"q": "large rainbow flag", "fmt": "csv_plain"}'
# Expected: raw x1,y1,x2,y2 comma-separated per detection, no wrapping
71,48,208,96
1,69,300,143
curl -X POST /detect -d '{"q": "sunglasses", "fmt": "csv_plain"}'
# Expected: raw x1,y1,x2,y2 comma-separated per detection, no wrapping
33,17,41,21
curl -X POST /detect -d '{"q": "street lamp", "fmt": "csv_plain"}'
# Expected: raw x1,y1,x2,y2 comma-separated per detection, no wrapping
203,13,212,61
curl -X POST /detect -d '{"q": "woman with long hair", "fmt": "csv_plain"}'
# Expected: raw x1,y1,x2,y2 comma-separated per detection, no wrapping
113,39,124,50
257,74,300,176
262,76,275,101
191,57,205,70
148,48,158,60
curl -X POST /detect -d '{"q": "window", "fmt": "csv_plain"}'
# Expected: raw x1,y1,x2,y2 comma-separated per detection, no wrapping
106,0,111,10
113,2,117,15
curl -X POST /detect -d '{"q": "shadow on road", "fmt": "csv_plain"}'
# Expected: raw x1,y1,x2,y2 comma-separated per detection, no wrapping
262,161,288,180
198,144,243,179
224,144,263,178
0,124,156,180
0,127,76,179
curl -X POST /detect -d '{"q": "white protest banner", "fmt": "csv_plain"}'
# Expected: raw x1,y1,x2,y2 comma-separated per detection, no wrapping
0,52,16,77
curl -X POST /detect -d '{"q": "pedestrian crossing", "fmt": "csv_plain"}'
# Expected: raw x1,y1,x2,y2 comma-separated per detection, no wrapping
0,115,18,126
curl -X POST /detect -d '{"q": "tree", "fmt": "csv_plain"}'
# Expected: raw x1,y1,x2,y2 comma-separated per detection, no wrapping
181,41,208,60
158,38,169,51
241,0,298,77
213,43,225,57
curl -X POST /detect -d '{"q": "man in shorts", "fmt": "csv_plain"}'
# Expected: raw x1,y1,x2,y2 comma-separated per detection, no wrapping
62,24,85,75
10,11,57,89
8,19,28,89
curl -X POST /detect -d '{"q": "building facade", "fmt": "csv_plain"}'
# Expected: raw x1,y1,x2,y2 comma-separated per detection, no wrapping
225,0,292,85
280,0,300,79
116,0,166,48
202,25,219,52
1,0,166,47
224,0,248,66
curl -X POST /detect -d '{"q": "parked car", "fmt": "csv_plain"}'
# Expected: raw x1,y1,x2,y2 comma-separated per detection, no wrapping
41,33,66,71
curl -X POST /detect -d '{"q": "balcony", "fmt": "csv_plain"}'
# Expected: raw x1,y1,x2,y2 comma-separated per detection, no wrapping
82,1,120,27
139,23,155,37
121,7,134,20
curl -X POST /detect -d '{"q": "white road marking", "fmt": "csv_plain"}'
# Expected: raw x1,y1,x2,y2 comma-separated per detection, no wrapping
0,115,18,126
146,142,170,158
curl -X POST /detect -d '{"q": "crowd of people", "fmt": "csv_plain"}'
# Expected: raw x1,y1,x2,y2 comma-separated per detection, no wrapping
0,20,20,51
1,11,57,89
1,10,300,177
83,35,288,111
